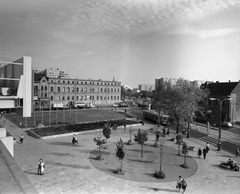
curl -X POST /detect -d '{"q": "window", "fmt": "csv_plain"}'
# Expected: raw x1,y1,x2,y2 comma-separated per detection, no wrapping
97,96,99,100
45,86,47,91
72,87,74,93
114,96,116,100
51,87,53,92
117,96,119,100
41,86,43,91
72,96,74,100
76,87,79,93
63,81,65,83
58,80,60,83
51,96,53,100
72,81,74,84
68,81,70,84
67,87,70,92
92,96,94,100
111,96,113,100
81,87,83,92
58,96,60,101
45,93,47,97
62,96,65,101
100,96,102,100
100,88,103,93
63,87,65,92
58,87,60,92
67,96,70,100
76,96,79,100
111,88,113,93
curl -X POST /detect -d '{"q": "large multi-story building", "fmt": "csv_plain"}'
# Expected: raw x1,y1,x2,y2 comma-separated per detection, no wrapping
44,68,69,78
33,74,121,109
138,84,154,92
201,80,240,124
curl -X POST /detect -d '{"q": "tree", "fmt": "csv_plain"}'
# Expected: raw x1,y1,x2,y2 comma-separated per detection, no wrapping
176,134,183,155
181,142,189,168
115,138,125,174
93,136,106,160
127,126,134,145
103,122,111,148
153,78,208,136
133,129,148,157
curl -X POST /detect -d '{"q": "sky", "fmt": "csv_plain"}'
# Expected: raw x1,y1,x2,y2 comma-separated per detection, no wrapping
0,0,240,88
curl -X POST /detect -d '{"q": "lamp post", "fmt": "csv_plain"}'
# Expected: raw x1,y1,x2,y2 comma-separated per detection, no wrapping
159,134,166,173
209,97,232,151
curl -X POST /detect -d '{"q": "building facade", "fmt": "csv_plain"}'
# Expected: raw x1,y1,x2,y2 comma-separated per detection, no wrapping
44,68,69,78
201,81,240,124
33,74,121,109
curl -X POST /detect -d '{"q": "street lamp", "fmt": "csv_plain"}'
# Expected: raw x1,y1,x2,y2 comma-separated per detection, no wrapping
159,134,166,173
209,97,232,151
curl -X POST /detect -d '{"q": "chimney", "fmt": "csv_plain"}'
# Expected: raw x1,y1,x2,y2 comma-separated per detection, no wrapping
229,80,231,82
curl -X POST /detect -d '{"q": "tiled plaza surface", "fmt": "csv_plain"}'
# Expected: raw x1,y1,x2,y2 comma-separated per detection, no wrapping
1,118,240,194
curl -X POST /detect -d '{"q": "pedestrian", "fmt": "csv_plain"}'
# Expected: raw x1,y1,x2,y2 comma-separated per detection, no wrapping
182,128,185,135
235,147,239,158
197,147,202,158
181,179,187,194
72,134,78,144
203,148,207,159
19,134,24,144
196,124,198,131
37,159,42,175
206,142,210,153
167,128,170,136
176,176,183,192
207,121,210,135
40,160,45,175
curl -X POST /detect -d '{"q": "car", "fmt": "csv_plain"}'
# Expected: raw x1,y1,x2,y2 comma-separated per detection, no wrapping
112,103,119,107
215,121,232,128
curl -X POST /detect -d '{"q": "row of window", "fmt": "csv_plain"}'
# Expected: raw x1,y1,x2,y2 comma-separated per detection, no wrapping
35,86,120,93
48,79,120,86
49,95,120,101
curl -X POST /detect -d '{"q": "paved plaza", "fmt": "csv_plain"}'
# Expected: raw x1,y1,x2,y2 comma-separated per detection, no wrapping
1,117,240,194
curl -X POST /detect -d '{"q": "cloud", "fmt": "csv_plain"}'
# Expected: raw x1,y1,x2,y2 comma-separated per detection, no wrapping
162,26,240,38
59,0,240,35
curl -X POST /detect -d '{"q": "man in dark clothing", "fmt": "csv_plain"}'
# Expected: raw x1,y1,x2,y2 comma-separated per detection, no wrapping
203,148,207,159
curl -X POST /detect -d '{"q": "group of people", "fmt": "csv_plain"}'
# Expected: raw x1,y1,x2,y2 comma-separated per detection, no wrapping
37,159,45,175
197,142,209,159
176,176,187,193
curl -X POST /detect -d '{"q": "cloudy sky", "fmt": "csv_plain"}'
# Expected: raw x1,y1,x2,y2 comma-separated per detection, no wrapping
1,0,240,88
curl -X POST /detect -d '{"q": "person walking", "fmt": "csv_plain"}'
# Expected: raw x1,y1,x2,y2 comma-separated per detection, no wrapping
207,121,210,136
235,147,239,158
203,148,207,159
197,147,202,158
37,159,42,175
206,142,210,153
176,176,183,192
19,134,24,144
40,160,45,175
181,179,187,194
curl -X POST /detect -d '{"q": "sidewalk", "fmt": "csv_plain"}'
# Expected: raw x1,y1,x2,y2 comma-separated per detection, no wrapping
1,117,240,194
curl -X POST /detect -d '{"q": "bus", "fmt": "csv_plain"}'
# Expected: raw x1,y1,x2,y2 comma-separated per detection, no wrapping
143,110,170,125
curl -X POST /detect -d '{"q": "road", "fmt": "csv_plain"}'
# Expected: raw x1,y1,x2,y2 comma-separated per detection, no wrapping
127,106,240,156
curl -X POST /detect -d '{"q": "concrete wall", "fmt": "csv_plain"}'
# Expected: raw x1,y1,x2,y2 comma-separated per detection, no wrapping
0,127,13,156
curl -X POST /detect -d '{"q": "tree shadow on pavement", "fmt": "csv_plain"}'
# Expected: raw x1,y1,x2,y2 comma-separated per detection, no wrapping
47,152,76,157
45,160,91,169
139,186,177,193
47,141,83,147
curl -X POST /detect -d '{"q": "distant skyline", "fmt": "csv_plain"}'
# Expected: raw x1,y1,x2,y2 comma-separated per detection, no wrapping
1,0,240,88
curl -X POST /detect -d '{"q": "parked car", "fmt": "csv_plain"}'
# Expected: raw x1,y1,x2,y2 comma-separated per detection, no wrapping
215,121,232,128
118,102,129,107
112,103,119,107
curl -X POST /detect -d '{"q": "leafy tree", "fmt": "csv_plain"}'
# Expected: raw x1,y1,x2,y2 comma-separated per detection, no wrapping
115,138,125,174
133,129,148,157
181,142,189,168
176,134,183,155
93,136,106,160
153,78,208,137
103,122,111,148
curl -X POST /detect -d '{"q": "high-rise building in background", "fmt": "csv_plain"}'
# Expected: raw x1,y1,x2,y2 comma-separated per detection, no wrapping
44,68,69,78
138,84,154,91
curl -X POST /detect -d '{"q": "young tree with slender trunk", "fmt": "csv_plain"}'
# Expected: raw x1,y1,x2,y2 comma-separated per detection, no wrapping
115,138,125,174
93,136,106,160
103,122,111,148
134,129,148,157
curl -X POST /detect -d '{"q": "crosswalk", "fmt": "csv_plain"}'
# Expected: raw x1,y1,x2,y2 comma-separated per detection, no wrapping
194,124,240,146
